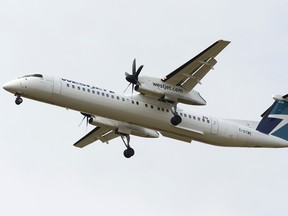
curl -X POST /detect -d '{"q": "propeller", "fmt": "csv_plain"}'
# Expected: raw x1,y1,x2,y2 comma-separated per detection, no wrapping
79,112,92,130
124,59,144,94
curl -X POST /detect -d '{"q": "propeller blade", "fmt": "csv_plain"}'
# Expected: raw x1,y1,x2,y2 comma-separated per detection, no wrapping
79,112,92,131
78,116,86,127
135,65,144,77
86,117,89,129
124,59,144,95
124,83,132,93
132,59,136,75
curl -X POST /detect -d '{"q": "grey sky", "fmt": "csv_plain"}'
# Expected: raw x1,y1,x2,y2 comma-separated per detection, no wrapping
1,0,288,215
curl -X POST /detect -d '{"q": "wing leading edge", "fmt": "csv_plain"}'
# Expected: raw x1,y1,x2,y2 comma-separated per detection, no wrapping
162,40,230,91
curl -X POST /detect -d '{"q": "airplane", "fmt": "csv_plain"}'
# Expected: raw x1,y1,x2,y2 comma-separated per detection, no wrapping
3,39,288,158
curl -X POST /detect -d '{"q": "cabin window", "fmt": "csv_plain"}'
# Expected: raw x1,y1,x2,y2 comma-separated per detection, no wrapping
82,87,85,91
111,95,114,99
122,98,125,101
102,93,105,96
193,116,196,120
117,96,120,100
87,89,90,93
189,115,191,119
198,117,200,121
92,90,95,94
97,91,100,95
184,114,187,118
132,100,135,104
145,104,148,107
166,109,169,112
66,84,69,87
136,101,139,105
72,85,75,89
106,94,109,97
77,86,80,90
151,105,154,109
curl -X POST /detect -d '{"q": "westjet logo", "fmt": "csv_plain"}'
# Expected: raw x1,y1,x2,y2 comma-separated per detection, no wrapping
152,82,183,93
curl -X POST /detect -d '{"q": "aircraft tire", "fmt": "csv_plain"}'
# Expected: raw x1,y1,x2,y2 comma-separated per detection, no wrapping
170,115,182,126
15,97,23,105
124,148,135,158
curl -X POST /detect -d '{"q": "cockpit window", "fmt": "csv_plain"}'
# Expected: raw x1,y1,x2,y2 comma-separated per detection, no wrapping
22,74,43,78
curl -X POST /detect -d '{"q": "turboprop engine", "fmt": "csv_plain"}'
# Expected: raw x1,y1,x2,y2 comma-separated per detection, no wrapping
135,76,206,105
88,116,159,138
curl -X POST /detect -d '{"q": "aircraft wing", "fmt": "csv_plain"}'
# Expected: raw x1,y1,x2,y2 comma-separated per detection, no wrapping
161,40,230,91
73,126,119,148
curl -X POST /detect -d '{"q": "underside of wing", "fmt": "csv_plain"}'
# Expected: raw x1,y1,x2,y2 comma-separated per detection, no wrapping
160,131,192,143
162,40,230,91
73,126,119,148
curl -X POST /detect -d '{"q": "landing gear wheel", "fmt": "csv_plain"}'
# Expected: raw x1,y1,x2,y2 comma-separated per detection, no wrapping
123,148,135,158
170,103,182,126
120,134,135,158
15,97,23,105
170,115,182,126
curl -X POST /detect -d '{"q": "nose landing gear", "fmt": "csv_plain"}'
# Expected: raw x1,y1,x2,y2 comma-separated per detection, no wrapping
15,94,23,105
121,134,135,158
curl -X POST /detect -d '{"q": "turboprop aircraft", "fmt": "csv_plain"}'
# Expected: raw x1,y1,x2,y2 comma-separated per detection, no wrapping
3,40,288,158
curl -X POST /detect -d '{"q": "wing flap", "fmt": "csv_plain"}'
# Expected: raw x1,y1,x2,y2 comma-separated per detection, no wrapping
181,58,217,91
73,126,119,148
99,130,119,143
162,40,230,89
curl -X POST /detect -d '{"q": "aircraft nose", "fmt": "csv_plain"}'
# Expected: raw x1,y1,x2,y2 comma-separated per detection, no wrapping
2,80,19,93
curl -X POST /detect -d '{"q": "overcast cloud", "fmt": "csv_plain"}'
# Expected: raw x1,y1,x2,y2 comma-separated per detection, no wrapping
1,0,288,216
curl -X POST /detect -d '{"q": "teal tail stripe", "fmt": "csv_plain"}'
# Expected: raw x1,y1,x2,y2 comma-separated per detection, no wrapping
272,124,288,141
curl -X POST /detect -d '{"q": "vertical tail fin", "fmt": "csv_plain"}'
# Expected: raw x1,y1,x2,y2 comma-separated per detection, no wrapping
256,94,288,141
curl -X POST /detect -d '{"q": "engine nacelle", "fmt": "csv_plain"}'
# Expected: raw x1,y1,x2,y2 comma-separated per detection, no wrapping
89,116,159,138
135,76,206,105
177,90,206,105
135,85,163,97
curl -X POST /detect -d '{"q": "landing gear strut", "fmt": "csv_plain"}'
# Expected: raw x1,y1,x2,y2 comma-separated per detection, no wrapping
15,94,23,105
121,134,135,158
170,103,182,126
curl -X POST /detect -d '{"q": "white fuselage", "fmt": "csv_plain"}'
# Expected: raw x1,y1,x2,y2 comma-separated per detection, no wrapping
4,75,288,148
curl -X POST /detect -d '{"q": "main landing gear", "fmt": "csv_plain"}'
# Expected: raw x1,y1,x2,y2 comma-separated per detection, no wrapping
121,134,135,158
15,94,23,105
170,103,182,126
